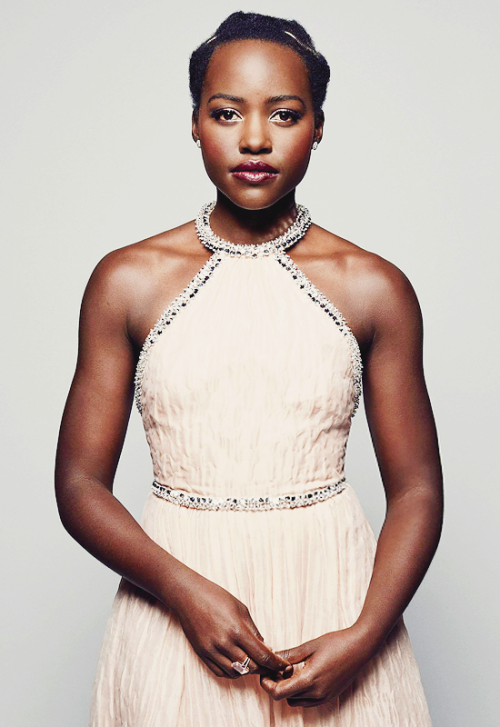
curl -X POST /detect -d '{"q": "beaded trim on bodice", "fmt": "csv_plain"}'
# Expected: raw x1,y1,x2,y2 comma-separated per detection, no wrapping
134,204,363,417
151,477,347,511
274,251,363,416
134,253,224,412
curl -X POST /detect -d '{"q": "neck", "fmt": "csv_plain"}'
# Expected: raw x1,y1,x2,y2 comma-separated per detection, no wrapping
210,190,298,245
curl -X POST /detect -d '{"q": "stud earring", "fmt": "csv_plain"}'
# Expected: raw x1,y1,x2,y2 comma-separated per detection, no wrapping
312,141,318,151
196,139,201,148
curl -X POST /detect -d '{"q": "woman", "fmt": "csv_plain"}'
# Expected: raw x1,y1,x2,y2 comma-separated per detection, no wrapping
55,11,443,726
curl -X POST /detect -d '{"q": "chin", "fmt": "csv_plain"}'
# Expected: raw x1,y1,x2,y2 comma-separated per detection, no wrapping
220,188,291,211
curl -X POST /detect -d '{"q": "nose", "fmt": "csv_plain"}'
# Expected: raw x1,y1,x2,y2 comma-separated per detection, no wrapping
239,111,272,154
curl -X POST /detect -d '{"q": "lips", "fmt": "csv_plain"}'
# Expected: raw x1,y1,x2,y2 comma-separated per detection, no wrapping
231,160,279,184
231,161,278,173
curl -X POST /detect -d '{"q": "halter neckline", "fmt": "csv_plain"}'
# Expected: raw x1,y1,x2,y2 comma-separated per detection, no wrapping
195,201,312,258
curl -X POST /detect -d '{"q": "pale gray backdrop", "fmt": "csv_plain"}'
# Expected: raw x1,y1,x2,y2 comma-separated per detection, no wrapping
1,1,499,725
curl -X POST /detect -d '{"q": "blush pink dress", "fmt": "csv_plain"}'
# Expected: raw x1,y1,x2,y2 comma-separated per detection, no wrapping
89,222,432,726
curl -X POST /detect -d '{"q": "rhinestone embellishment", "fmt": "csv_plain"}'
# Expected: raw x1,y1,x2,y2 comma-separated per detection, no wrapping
195,201,312,258
151,477,347,511
275,252,363,418
134,253,223,413
134,202,362,419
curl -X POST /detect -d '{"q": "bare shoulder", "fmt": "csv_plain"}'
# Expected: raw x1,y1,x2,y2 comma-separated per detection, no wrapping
86,220,199,298
86,222,195,289
313,224,415,294
303,224,422,346
81,219,207,350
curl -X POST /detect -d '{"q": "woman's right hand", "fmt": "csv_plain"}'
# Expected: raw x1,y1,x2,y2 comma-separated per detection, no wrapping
171,571,293,679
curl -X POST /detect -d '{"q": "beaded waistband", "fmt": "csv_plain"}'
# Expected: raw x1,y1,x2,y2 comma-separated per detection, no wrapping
151,478,347,511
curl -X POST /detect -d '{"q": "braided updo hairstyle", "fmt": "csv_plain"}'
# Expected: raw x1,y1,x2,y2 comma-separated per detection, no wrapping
189,12,330,123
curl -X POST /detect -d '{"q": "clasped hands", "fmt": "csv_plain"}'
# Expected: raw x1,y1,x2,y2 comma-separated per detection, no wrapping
253,627,373,709
175,574,376,709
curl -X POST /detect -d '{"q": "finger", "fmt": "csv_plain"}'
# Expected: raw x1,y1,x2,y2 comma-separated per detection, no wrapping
247,621,265,643
274,642,315,665
261,671,311,701
238,632,292,673
260,672,289,692
216,645,259,676
202,655,231,679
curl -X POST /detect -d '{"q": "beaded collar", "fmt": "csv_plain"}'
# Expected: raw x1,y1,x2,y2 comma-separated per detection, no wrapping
195,201,312,258
134,201,363,418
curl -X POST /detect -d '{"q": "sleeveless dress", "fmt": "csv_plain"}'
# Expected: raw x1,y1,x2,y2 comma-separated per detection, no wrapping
89,220,432,726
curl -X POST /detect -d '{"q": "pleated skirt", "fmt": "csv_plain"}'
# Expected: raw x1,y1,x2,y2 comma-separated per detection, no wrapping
89,484,432,726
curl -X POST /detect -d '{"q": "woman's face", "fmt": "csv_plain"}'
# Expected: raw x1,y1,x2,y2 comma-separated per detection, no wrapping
193,39,323,211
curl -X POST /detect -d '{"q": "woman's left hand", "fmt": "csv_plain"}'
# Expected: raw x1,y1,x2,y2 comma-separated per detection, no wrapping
260,626,376,708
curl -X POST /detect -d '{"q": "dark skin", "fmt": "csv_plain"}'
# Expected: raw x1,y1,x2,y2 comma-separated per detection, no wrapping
55,39,443,707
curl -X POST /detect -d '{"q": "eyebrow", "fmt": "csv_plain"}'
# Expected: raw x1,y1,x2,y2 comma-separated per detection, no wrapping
207,93,306,109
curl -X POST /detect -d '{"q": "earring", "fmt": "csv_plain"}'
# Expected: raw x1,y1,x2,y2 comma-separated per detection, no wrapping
196,139,201,148
312,141,318,151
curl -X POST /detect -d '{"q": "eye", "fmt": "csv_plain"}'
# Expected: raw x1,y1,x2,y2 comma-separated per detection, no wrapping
271,109,302,124
210,108,242,123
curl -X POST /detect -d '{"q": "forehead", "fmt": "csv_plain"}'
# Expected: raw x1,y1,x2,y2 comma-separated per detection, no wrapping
202,39,311,101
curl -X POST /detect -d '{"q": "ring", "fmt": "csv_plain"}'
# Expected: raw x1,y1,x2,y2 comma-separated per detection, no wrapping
231,656,251,675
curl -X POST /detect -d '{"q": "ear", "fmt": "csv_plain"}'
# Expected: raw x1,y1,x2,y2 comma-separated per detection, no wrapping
192,109,200,144
314,109,324,146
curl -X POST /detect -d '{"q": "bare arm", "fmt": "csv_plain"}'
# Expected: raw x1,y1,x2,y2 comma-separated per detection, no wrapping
354,262,443,646
262,257,443,706
55,248,291,679
55,252,182,601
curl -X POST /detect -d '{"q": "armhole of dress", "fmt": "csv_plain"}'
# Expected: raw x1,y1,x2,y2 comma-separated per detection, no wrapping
275,251,363,419
134,252,224,414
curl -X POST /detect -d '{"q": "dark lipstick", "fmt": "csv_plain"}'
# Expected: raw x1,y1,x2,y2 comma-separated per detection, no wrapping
231,160,279,184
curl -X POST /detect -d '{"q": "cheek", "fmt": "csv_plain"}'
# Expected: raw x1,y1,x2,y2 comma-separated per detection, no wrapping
199,120,231,152
282,132,313,170
201,135,233,174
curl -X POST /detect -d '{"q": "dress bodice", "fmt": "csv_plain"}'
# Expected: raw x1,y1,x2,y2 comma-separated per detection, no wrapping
135,243,362,500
